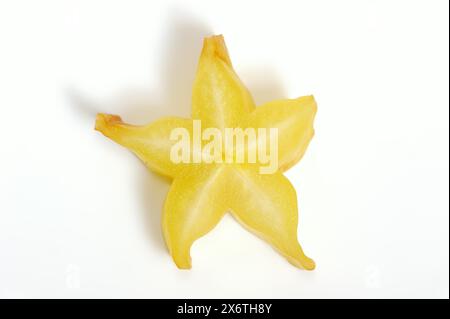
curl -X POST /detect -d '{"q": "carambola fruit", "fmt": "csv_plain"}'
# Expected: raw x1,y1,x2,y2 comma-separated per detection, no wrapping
95,35,317,270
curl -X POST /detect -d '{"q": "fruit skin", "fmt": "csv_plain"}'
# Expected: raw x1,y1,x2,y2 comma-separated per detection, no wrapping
95,35,317,270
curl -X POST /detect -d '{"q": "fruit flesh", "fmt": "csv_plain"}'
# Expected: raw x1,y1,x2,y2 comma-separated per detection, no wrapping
95,35,317,270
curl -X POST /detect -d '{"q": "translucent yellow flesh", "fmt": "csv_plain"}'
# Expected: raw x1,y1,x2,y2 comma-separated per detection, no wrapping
192,36,255,130
228,168,315,270
95,35,317,270
95,114,197,178
243,95,317,172
162,165,229,269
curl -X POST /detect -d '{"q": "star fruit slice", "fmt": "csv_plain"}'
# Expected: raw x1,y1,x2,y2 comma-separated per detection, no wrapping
95,35,316,270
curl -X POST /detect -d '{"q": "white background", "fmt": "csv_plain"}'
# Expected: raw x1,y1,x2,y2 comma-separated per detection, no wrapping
0,0,448,298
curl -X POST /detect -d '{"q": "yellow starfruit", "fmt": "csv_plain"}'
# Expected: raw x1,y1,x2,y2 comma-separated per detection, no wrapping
95,35,317,270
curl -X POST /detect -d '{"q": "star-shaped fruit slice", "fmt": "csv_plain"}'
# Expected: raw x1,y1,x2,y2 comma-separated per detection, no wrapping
95,35,317,270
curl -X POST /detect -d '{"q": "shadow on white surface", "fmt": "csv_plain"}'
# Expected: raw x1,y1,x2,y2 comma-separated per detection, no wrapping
68,11,287,255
